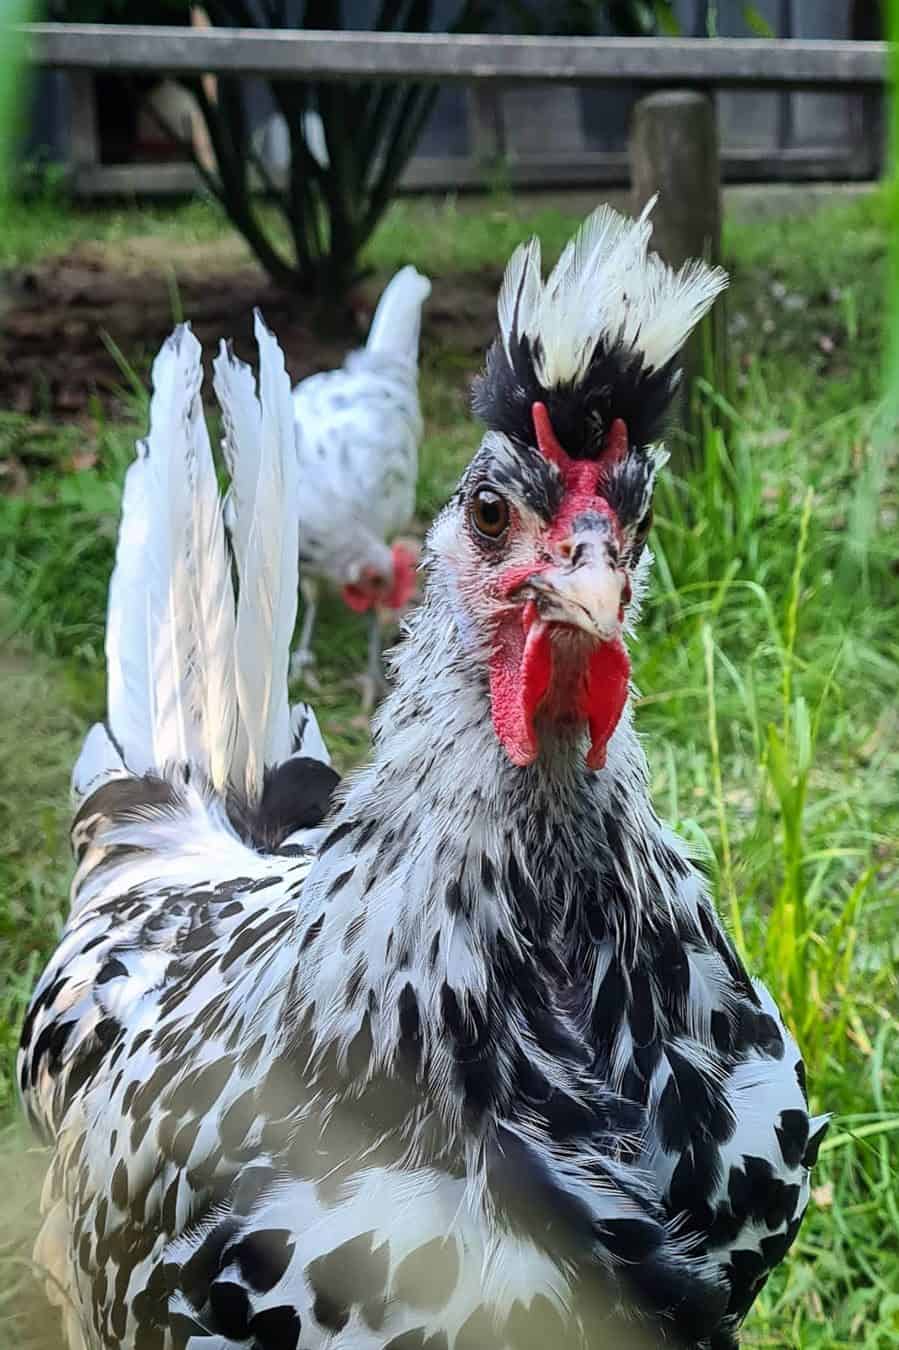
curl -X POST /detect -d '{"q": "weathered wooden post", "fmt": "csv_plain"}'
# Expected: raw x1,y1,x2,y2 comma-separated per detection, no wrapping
68,72,100,186
629,90,723,463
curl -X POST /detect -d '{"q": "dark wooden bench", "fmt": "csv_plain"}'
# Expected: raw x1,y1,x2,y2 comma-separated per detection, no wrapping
20,25,887,85
19,24,890,263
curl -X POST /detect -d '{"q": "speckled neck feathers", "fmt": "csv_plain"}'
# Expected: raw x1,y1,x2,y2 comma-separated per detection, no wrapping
292,578,681,1122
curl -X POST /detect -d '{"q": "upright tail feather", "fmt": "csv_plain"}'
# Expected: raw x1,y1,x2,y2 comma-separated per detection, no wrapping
214,311,300,806
364,265,431,366
98,314,309,814
105,324,237,790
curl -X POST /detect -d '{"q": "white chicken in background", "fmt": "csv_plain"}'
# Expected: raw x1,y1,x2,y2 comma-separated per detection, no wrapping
289,265,431,708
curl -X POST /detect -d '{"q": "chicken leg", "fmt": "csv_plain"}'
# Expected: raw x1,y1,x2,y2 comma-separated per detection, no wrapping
356,609,387,714
290,576,320,683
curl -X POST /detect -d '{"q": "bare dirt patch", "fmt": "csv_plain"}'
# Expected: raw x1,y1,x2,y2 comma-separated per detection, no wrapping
0,238,500,418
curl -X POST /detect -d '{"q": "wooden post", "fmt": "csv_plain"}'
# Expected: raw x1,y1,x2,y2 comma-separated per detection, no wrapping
851,0,884,178
630,88,721,270
68,70,99,176
629,89,723,461
468,86,505,159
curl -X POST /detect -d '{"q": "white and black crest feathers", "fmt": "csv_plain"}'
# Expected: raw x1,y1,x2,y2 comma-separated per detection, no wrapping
474,197,728,458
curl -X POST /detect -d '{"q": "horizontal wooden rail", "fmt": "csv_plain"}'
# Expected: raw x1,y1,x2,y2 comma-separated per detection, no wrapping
19,25,887,89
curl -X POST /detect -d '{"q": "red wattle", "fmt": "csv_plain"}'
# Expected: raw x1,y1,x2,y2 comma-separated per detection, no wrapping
489,605,630,770
487,402,632,770
386,542,418,610
342,583,374,614
580,637,630,770
489,601,553,766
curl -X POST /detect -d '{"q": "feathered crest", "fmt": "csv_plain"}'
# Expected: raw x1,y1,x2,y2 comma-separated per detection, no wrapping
474,197,728,459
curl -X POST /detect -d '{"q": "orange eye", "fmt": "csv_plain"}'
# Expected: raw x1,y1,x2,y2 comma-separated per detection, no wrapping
470,487,510,540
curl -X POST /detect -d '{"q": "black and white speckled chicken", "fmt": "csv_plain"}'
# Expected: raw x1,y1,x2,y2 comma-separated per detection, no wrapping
289,265,431,708
19,204,827,1350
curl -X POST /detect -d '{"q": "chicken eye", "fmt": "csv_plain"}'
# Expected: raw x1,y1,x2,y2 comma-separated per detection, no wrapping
470,487,509,540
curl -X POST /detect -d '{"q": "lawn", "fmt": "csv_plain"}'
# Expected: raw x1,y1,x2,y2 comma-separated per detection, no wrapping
0,187,897,1348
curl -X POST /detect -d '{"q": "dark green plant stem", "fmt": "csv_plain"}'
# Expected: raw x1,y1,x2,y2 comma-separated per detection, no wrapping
146,0,667,295
192,79,297,288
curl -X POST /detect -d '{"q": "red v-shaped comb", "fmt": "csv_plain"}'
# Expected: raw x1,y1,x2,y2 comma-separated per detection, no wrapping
532,401,629,473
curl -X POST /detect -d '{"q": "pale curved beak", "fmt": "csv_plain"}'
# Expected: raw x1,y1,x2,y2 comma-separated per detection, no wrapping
523,528,625,643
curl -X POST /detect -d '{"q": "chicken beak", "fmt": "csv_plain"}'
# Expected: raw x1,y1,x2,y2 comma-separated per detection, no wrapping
527,528,625,643
491,525,630,770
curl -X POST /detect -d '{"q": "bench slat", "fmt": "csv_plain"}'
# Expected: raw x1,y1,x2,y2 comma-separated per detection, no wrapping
18,25,887,89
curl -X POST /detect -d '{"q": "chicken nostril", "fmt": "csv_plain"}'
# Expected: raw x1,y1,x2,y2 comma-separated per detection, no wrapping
570,541,589,569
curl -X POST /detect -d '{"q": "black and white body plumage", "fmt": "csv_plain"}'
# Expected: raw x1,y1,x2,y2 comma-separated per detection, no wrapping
289,265,431,704
20,206,826,1350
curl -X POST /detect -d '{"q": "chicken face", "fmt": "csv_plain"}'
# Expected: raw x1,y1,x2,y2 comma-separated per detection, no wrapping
433,401,659,771
341,541,419,615
426,199,725,770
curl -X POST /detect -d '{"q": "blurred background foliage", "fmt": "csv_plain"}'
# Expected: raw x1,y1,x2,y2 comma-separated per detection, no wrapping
39,0,680,294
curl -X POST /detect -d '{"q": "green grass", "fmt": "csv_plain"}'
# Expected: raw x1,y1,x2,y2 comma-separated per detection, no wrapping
0,188,897,1348
0,190,234,268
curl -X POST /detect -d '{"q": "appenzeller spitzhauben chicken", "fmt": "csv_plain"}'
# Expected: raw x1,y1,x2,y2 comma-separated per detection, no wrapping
19,203,826,1350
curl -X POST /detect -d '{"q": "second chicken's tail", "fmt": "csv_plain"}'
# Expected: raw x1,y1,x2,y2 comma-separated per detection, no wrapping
364,264,432,367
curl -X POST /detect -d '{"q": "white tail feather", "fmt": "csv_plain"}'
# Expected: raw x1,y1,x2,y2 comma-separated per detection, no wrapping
255,312,301,776
214,311,300,805
365,265,432,365
104,315,318,808
71,723,128,811
183,346,239,793
106,327,214,778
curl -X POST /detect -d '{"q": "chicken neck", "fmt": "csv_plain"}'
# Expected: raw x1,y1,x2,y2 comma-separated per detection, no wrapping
290,578,695,1123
